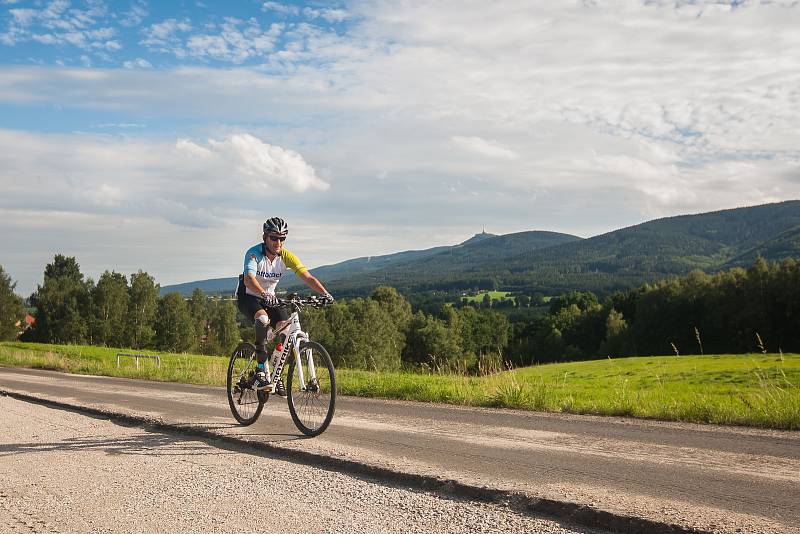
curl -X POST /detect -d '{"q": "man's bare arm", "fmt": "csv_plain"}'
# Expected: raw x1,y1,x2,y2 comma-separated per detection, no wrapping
298,270,331,296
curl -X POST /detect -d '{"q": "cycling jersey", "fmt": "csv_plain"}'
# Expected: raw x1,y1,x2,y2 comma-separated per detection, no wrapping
242,243,308,297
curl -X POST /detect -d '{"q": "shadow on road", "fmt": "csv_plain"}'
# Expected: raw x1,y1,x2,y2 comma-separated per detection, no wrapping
1,414,306,458
0,431,219,458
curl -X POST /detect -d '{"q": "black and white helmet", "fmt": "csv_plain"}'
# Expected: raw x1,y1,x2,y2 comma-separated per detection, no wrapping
263,217,289,236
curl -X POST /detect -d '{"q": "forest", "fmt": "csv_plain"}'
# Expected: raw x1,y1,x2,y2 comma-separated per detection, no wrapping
1,254,798,374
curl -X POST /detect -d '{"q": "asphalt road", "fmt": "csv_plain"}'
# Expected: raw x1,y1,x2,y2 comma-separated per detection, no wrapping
2,366,798,533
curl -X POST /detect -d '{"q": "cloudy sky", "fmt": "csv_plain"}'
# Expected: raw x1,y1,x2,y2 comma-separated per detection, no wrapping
1,0,798,296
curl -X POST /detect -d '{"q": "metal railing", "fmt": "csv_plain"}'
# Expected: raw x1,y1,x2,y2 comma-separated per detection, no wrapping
116,353,161,369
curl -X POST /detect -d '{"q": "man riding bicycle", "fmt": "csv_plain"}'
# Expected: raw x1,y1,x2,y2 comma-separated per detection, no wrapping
236,217,333,396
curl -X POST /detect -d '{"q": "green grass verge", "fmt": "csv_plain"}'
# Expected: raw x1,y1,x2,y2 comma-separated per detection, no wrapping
1,341,798,429
461,291,513,303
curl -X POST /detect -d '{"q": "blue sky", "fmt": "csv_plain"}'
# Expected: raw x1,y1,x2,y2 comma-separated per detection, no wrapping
1,0,799,296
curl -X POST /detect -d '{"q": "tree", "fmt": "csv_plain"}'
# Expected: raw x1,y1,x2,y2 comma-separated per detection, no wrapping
549,290,599,315
90,271,129,346
26,255,91,343
371,286,412,327
0,265,25,341
370,285,412,357
598,309,633,356
473,308,510,357
127,271,159,348
188,287,210,348
300,306,334,350
341,298,402,370
155,293,195,352
205,299,240,355
44,255,83,281
403,311,462,369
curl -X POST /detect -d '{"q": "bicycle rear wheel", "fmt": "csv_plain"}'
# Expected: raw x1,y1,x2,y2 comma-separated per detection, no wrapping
227,342,267,425
287,341,336,437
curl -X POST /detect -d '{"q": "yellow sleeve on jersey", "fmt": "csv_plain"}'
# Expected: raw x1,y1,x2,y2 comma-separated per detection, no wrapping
281,249,308,275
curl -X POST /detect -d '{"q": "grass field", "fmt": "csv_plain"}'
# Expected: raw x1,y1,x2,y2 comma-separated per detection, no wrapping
1,341,798,429
461,291,514,304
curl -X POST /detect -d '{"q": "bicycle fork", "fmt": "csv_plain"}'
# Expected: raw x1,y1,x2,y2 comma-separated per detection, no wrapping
264,343,317,393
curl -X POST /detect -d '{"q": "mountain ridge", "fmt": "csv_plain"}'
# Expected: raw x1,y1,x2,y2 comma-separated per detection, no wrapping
161,200,800,297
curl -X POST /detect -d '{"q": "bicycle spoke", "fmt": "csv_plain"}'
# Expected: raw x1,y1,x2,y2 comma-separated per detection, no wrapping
227,342,266,425
287,341,336,436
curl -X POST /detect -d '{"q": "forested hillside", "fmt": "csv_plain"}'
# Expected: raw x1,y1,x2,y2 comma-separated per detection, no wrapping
161,230,577,295
291,230,581,294
297,200,800,297
161,200,800,298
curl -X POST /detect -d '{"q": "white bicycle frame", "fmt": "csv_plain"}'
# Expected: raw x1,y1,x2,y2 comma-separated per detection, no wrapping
263,308,316,393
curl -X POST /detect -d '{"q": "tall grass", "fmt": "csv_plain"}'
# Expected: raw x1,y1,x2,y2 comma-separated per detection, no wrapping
335,353,800,429
0,342,227,386
1,341,798,429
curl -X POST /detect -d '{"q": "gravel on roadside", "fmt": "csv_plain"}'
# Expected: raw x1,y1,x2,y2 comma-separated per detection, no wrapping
0,395,608,534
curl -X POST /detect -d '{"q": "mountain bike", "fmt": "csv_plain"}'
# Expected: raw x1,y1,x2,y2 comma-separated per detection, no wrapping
226,294,336,437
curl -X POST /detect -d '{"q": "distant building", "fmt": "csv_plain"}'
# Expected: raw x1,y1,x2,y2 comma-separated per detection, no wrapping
15,314,35,337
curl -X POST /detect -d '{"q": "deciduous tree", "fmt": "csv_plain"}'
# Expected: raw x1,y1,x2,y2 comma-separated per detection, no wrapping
90,271,129,347
127,271,159,348
0,265,25,341
188,287,209,346
155,292,195,352
205,299,240,355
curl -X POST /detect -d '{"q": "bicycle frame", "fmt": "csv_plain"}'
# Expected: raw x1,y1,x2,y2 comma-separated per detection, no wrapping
265,306,315,393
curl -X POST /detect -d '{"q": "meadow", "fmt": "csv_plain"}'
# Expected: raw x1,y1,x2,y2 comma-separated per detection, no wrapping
1,341,797,430
460,290,515,304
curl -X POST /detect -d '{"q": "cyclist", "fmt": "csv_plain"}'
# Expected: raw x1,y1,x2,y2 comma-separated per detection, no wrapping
236,217,333,396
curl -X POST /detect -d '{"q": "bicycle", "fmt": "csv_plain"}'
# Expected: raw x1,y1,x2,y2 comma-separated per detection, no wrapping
226,294,336,437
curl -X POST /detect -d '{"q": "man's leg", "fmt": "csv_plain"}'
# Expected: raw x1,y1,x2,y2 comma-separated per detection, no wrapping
253,310,270,367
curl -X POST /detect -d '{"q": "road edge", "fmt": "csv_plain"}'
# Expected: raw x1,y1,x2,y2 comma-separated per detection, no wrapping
1,388,706,534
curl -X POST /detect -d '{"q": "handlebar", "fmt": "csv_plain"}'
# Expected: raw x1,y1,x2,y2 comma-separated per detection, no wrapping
261,294,333,309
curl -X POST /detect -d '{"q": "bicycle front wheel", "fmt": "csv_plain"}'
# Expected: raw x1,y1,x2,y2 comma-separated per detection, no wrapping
287,341,336,437
227,342,266,425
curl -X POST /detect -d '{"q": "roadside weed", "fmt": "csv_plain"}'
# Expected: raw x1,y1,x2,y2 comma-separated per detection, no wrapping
1,341,798,429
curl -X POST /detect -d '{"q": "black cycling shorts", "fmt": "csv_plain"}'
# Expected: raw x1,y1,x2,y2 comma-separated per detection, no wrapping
236,278,289,327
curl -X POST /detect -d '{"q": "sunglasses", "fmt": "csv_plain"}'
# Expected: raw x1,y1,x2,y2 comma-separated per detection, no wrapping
267,235,286,242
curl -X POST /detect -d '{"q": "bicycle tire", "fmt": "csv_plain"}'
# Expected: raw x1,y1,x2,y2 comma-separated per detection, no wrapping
227,342,267,425
287,340,336,437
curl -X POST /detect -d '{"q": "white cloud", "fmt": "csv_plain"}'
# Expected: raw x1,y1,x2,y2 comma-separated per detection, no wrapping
140,18,192,49
262,2,299,16
2,2,118,53
0,129,329,230
142,17,283,63
122,57,151,69
93,122,147,128
204,134,330,192
451,136,520,160
10,8,39,25
303,7,349,23
119,1,148,28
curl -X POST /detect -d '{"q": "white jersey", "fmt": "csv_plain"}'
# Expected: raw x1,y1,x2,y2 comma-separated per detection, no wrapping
242,243,307,297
